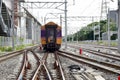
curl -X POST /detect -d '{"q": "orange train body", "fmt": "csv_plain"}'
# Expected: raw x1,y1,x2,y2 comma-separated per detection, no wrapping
41,22,62,51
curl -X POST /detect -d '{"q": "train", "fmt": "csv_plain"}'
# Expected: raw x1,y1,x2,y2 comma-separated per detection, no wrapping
41,22,62,51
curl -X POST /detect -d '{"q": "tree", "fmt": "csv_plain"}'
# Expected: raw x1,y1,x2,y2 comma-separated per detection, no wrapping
68,19,117,41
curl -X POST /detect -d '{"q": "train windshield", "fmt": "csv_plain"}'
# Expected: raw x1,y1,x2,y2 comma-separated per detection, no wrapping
46,27,56,43
49,29,54,41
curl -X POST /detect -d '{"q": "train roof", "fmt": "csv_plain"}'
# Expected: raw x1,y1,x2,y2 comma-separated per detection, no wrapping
45,22,58,26
41,22,61,29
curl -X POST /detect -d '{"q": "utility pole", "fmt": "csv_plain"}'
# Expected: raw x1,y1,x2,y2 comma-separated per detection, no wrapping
92,17,95,41
64,0,67,49
12,0,15,50
118,0,120,52
72,32,74,42
99,0,108,41
107,8,110,46
116,11,118,40
60,15,62,26
77,30,78,43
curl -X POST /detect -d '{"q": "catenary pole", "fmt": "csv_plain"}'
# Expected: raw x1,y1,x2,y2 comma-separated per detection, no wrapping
65,0,67,49
118,0,120,52
12,0,15,50
107,8,110,47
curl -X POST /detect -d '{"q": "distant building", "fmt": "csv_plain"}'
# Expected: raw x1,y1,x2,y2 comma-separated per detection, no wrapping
102,31,117,40
0,0,24,36
94,25,100,40
19,8,41,44
109,10,117,23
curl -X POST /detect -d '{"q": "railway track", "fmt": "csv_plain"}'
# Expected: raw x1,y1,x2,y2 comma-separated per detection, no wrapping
72,72,96,80
69,43,118,50
1,44,113,80
16,50,67,80
0,50,24,62
32,51,66,80
68,44,120,62
32,52,51,80
58,50,120,75
17,50,30,80
0,45,39,62
82,48,120,61
0,45,39,80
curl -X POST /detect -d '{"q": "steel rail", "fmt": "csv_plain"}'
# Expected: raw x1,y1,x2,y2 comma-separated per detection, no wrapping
55,52,66,80
32,53,52,80
32,64,42,80
17,50,28,80
43,63,52,80
60,50,120,69
69,43,118,50
0,45,39,80
68,44,120,61
41,53,52,80
83,48,120,61
58,51,120,74
0,51,24,62
59,50,120,69
29,50,40,63
83,48,120,58
91,44,118,50
12,45,39,80
0,45,39,62
81,73,94,80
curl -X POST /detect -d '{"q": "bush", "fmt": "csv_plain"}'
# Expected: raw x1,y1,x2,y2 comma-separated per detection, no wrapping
0,46,13,52
5,47,13,51
98,41,103,45
111,42,117,46
0,44,35,52
0,47,5,52
15,45,25,50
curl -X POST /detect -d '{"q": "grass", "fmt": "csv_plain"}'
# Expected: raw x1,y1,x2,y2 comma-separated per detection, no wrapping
0,46,13,52
0,44,35,52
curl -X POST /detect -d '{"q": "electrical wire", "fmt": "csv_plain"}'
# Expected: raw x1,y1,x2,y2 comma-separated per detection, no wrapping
80,0,96,15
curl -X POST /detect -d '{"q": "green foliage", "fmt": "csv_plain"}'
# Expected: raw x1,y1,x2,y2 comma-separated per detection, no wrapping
0,47,5,52
15,45,25,50
67,19,117,41
0,46,13,52
110,42,117,46
5,47,13,51
0,44,35,52
100,20,107,33
25,44,34,47
111,34,117,40
20,37,24,42
98,41,103,45
87,22,99,27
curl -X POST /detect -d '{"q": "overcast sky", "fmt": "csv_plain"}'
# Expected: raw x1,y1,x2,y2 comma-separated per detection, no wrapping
25,0,118,35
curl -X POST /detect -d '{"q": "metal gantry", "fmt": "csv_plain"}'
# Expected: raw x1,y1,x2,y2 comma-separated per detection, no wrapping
99,0,111,47
21,1,65,10
20,1,68,49
46,16,100,22
44,12,64,24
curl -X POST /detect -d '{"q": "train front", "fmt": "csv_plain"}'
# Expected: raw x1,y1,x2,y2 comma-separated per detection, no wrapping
41,22,62,51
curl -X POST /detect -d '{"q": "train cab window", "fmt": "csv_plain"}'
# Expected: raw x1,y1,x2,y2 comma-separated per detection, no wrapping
47,28,56,43
49,30,54,41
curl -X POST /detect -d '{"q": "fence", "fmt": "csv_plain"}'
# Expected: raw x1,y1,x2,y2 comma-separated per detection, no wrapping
0,36,33,47
80,40,118,47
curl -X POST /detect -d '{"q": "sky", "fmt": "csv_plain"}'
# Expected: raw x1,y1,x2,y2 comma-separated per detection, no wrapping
24,0,118,35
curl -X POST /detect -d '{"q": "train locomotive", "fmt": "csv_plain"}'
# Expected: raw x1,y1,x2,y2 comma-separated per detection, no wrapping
41,22,62,51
